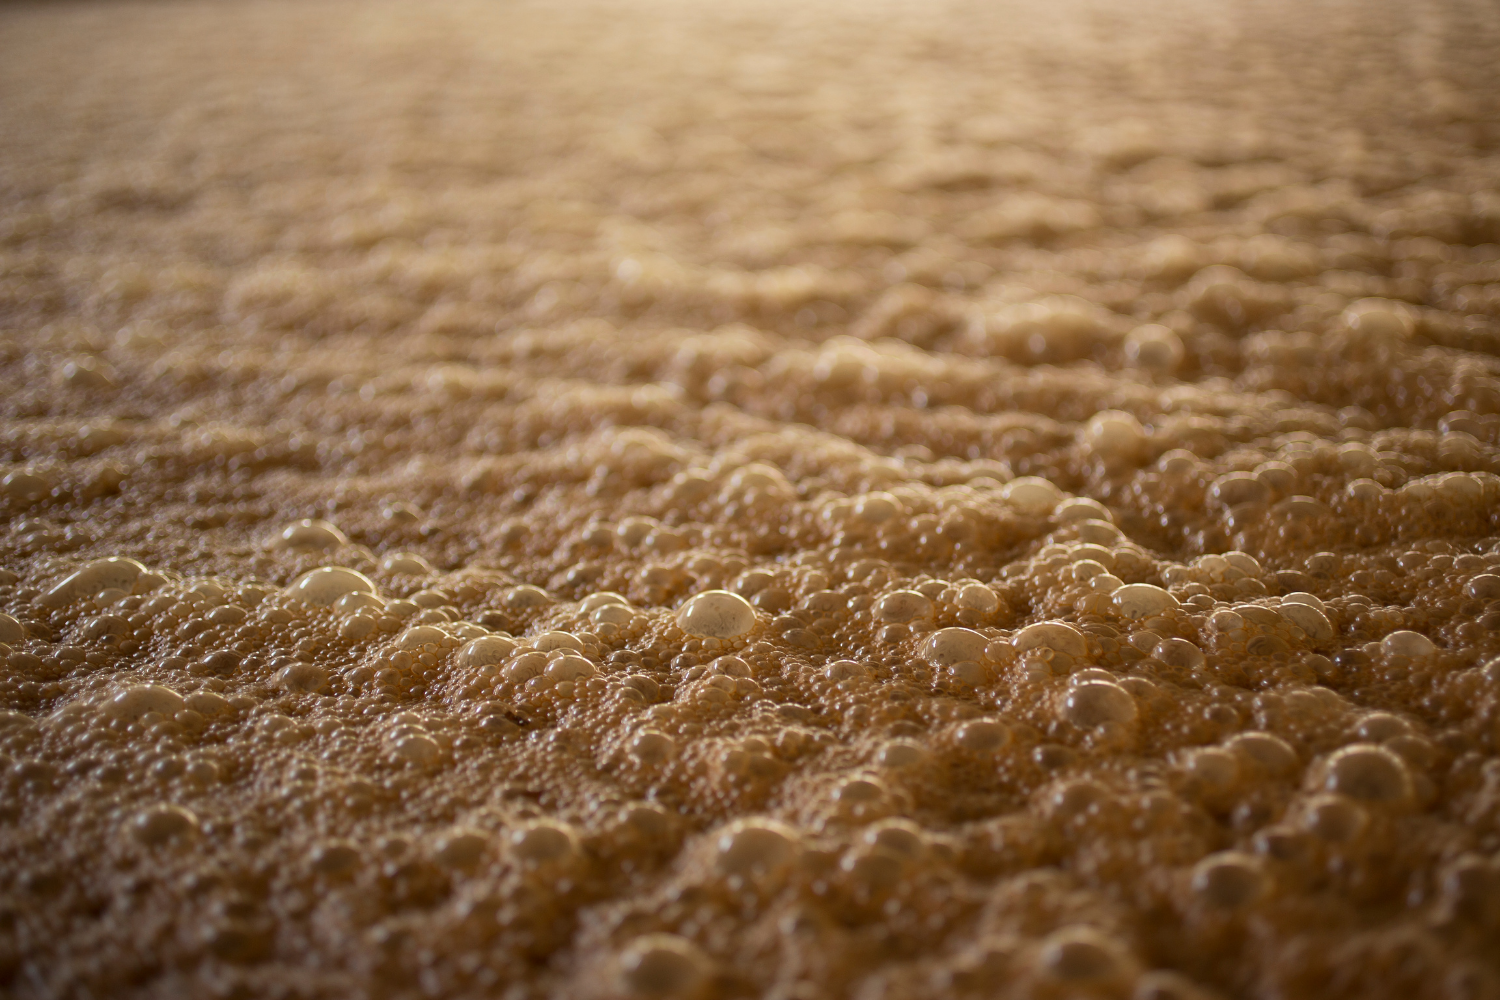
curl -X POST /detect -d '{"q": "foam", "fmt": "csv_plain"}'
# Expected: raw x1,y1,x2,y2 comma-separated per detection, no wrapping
3,0,1499,996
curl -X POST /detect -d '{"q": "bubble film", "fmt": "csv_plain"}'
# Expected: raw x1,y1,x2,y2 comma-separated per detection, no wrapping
2,0,1500,998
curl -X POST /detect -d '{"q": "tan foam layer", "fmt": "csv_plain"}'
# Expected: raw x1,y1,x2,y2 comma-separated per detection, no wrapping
3,0,1500,997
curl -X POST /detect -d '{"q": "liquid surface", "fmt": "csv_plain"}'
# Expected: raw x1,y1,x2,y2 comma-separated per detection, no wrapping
3,1,1500,998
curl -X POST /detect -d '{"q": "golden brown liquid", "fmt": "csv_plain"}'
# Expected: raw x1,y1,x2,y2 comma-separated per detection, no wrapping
3,0,1500,997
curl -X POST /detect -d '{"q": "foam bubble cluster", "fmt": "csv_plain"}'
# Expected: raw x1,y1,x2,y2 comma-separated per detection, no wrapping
2,0,1499,997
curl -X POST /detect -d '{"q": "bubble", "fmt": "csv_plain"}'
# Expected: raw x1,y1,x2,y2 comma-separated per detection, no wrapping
625,673,663,699
854,492,900,523
631,730,676,764
1002,477,1062,515
1124,323,1185,371
1278,602,1334,641
393,734,440,765
1304,795,1367,842
921,627,989,666
108,685,186,721
1184,747,1240,792
875,590,933,623
1077,519,1121,544
504,652,547,683
1084,410,1147,455
276,519,348,550
311,840,361,876
1341,297,1415,340
185,690,231,716
2,468,52,503
275,662,329,694
675,590,756,638
184,759,219,784
1281,592,1324,611
381,551,435,575
505,585,552,609
593,604,635,626
511,821,578,864
395,625,448,650
1225,732,1298,775
1380,631,1435,658
331,592,381,617
876,740,928,769
0,613,23,645
1065,681,1137,727
1154,637,1205,670
1014,621,1088,658
955,583,999,614
545,654,595,683
1324,745,1412,803
716,818,799,876
533,631,585,652
1353,713,1409,742
955,719,1010,752
1209,473,1268,507
433,828,489,868
460,635,516,668
287,566,377,607
41,556,148,607
834,779,888,809
130,804,198,845
1192,852,1266,908
618,934,712,998
1057,497,1112,522
825,659,868,681
580,590,630,612
1112,584,1179,619
863,819,925,859
1039,927,1127,984
1140,234,1203,280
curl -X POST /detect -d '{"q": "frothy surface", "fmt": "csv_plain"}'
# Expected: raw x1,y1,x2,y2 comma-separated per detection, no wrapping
3,0,1500,997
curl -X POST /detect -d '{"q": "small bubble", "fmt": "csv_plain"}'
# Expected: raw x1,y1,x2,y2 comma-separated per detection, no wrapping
630,730,676,764
716,819,798,876
1014,621,1088,658
1324,744,1412,803
286,566,376,607
874,590,933,623
1303,795,1367,842
511,821,578,864
395,625,448,650
108,685,186,721
275,662,329,694
675,590,756,639
876,740,928,769
1380,631,1435,659
1112,584,1179,619
275,519,348,550
460,635,516,668
1065,681,1137,727
922,627,988,666
1039,927,1127,984
955,719,1010,752
1192,852,1267,908
393,734,440,765
433,828,489,868
311,840,361,876
618,934,712,998
129,804,198,845
381,552,435,575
